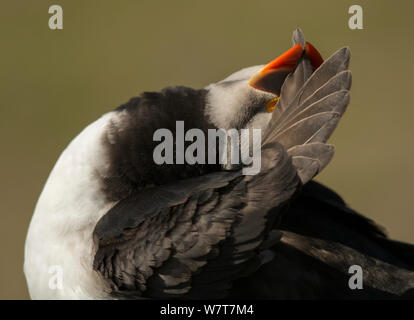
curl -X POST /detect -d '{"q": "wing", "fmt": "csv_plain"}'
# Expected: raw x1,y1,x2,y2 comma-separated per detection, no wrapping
92,30,352,299
282,181,414,270
229,181,414,299
93,143,299,299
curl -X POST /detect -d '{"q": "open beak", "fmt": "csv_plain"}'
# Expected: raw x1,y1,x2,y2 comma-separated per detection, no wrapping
249,42,323,95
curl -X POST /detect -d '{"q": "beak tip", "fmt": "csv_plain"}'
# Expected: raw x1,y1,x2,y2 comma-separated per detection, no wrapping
249,37,324,94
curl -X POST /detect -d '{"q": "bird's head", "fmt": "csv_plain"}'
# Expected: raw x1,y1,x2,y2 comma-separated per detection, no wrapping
204,30,324,134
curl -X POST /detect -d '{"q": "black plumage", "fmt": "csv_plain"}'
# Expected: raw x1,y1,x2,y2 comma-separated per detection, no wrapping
101,87,220,202
230,181,414,299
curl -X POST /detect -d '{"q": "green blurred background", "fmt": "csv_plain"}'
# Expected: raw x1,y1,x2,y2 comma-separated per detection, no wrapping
0,1,413,299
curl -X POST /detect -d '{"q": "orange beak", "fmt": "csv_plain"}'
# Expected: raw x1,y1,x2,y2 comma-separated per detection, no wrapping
249,42,323,95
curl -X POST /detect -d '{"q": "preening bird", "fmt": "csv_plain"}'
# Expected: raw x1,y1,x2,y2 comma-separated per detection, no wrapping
24,29,414,299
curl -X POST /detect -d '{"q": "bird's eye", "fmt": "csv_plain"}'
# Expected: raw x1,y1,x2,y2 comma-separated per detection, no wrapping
266,97,280,113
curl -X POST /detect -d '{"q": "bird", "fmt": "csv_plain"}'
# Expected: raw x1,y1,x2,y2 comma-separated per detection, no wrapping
24,29,414,300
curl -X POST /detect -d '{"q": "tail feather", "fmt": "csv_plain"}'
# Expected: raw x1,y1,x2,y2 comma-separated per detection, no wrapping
265,47,351,144
276,90,350,138
299,47,351,102
300,70,352,110
288,143,334,184
262,30,352,184
270,112,338,150
280,72,351,129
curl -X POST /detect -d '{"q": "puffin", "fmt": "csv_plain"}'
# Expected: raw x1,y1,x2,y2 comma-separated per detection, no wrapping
24,29,414,299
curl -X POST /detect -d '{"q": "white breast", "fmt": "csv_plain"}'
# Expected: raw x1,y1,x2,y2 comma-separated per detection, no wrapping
24,112,117,299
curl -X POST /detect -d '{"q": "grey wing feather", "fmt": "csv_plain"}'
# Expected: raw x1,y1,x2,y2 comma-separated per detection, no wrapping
288,143,334,184
262,44,351,183
292,28,305,47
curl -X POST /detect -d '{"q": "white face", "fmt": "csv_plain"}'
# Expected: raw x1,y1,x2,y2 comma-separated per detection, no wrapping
204,66,279,171
204,66,277,131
